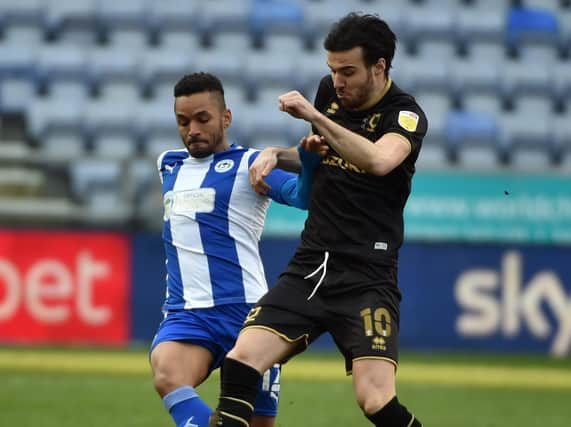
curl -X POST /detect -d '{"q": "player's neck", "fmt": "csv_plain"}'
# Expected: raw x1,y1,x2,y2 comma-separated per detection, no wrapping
357,77,392,111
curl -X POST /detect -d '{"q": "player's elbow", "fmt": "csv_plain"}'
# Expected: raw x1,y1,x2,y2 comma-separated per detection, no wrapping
366,158,396,176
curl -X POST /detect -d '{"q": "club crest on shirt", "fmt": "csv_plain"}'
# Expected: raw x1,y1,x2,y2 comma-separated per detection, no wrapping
326,101,339,115
397,111,419,132
214,159,234,173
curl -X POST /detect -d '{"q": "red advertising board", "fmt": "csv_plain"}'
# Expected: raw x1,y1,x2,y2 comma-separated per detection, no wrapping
0,230,130,345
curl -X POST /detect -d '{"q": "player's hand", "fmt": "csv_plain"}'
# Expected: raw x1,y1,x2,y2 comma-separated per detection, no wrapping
278,91,319,122
249,147,278,195
300,134,329,157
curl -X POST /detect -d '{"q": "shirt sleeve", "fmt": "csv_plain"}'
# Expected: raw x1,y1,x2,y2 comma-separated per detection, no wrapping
381,104,428,158
248,148,321,209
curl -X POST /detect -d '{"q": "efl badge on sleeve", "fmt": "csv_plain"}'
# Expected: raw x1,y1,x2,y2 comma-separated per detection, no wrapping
397,111,419,132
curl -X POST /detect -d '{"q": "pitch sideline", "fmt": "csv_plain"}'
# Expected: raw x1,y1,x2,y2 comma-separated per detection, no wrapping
0,349,569,390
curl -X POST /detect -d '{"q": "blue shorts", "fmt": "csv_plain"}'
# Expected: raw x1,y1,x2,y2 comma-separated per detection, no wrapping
150,304,280,416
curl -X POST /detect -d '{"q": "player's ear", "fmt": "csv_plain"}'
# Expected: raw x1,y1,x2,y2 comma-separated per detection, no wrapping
223,109,232,129
374,58,386,76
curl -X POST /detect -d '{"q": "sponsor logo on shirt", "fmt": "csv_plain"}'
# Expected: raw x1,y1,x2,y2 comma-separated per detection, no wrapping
397,111,419,132
322,155,365,174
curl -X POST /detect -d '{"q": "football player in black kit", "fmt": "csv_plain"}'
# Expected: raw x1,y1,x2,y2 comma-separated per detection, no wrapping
209,12,427,427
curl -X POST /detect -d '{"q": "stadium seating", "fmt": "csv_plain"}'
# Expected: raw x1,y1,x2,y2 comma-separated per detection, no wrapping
1,0,570,227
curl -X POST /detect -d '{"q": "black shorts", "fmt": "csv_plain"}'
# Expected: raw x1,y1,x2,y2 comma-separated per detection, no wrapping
242,250,401,374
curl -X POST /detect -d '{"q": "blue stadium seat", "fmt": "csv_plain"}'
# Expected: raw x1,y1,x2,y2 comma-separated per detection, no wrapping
552,110,571,158
445,110,500,170
396,53,451,93
404,4,455,44
26,97,84,140
140,48,193,99
294,51,329,95
91,128,139,160
159,28,203,51
83,99,136,138
200,0,250,35
36,45,88,97
500,58,552,98
126,158,160,215
45,0,97,45
462,93,503,117
0,43,37,79
68,158,131,223
136,101,175,148
506,7,560,52
456,3,507,46
414,91,451,167
2,22,45,48
243,50,300,95
147,0,201,34
415,39,458,63
552,59,571,103
450,57,501,97
0,0,45,25
98,78,142,102
498,97,554,168
210,30,255,54
193,50,245,86
466,39,507,64
249,0,304,38
95,0,149,25
41,124,87,162
87,47,141,93
0,76,38,114
145,131,181,159
96,0,151,49
260,32,306,52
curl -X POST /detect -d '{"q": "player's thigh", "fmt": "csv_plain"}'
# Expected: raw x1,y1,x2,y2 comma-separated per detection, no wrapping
228,327,294,373
150,341,214,388
352,358,397,414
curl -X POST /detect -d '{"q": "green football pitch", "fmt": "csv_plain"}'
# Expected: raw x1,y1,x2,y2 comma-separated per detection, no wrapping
1,347,570,426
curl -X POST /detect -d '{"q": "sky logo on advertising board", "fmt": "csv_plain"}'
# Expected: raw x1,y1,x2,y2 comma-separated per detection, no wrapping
455,251,571,356
0,231,130,345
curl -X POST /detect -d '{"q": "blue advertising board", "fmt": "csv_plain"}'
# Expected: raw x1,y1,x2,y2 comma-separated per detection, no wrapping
131,235,571,356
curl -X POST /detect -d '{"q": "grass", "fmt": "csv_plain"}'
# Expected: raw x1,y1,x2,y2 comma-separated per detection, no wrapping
0,347,570,426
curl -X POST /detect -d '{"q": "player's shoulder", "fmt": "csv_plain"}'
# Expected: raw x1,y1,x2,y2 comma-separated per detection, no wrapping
385,81,427,119
157,148,189,171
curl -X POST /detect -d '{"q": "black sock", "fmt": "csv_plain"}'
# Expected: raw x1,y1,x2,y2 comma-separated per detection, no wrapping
366,396,422,427
208,358,261,427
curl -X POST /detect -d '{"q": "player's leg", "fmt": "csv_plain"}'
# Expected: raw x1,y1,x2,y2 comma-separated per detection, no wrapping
209,269,325,427
250,364,281,427
209,328,294,427
150,340,213,427
352,359,421,426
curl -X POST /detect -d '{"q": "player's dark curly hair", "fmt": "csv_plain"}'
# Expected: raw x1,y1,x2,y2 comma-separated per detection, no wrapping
174,72,226,107
324,13,396,76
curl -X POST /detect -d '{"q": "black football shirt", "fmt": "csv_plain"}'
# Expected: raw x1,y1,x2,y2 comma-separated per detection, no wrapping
299,75,428,266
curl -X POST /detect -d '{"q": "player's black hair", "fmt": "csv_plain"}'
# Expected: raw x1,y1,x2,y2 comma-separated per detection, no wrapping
174,72,226,108
324,13,397,76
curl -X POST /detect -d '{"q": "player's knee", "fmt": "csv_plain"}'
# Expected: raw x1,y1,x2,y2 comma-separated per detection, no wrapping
152,366,180,396
226,345,254,366
354,382,395,415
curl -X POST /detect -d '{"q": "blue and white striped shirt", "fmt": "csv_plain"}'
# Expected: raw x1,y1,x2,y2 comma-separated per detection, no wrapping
158,144,311,310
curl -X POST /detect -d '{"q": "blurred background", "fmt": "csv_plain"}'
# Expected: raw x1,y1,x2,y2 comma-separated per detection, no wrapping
1,1,571,426
1,0,571,358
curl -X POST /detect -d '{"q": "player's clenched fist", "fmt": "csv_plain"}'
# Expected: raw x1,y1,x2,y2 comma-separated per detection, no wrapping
278,91,320,122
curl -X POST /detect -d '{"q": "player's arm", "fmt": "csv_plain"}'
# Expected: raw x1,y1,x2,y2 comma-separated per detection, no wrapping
279,91,412,176
249,145,321,209
249,133,326,195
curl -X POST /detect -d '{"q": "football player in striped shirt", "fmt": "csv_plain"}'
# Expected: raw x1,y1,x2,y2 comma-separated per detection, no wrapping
149,72,318,427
